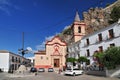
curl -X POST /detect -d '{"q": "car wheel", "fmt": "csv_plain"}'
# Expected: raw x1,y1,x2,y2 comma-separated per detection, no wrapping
73,72,75,76
82,72,84,74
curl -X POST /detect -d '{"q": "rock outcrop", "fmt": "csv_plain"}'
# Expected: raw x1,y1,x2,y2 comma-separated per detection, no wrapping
83,0,120,34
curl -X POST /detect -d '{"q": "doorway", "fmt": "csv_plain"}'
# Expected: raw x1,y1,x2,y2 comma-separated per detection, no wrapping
54,59,59,67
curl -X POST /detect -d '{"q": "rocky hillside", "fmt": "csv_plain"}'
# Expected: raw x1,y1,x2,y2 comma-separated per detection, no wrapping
84,0,120,34
59,0,120,44
58,25,73,44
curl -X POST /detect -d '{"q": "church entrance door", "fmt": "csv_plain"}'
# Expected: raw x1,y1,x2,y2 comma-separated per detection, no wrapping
54,59,59,67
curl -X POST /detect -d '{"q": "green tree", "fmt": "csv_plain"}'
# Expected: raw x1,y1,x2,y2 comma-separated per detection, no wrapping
62,28,72,35
106,3,111,7
78,56,90,65
93,47,120,69
103,47,120,69
93,52,104,64
78,56,88,63
66,57,77,62
109,6,120,24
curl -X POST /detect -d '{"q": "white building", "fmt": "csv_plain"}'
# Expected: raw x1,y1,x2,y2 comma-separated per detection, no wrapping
67,19,120,65
0,50,30,72
80,22,120,64
67,41,80,59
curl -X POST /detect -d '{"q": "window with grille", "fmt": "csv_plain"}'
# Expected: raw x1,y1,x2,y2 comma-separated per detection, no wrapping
86,49,90,57
98,33,102,41
99,46,103,52
86,38,90,45
108,29,114,39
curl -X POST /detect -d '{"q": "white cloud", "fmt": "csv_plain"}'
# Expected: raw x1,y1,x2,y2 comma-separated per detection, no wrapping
0,6,10,15
36,35,54,50
45,35,54,41
0,0,10,14
0,0,11,5
64,24,72,30
0,0,19,15
26,47,32,52
36,42,45,50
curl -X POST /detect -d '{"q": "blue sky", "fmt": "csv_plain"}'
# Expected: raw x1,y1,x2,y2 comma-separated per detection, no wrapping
0,0,116,57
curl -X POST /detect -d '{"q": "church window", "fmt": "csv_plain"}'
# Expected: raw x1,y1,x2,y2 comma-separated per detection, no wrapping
78,26,81,33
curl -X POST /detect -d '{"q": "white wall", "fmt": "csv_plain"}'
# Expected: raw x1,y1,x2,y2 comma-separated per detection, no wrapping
0,53,9,72
80,23,120,64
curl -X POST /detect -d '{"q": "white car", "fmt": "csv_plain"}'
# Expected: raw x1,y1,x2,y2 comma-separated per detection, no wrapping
64,68,83,76
38,68,45,72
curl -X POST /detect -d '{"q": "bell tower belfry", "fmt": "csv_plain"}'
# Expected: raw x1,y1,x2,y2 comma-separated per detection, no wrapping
72,11,86,42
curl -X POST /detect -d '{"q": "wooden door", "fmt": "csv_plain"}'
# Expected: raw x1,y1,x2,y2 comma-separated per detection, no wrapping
54,59,59,67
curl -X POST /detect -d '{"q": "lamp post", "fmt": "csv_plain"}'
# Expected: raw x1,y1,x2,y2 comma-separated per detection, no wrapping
18,32,29,65
16,32,33,74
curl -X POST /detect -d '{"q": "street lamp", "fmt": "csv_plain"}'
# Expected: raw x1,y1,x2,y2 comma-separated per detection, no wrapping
18,32,32,64
18,48,29,64
16,32,32,74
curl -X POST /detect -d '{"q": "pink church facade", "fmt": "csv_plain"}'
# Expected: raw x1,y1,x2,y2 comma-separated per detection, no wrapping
34,36,67,69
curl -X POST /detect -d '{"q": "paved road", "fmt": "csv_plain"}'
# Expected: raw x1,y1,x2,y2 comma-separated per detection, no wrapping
0,72,119,80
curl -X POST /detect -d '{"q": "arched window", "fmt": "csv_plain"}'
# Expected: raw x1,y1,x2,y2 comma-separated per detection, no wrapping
78,26,81,33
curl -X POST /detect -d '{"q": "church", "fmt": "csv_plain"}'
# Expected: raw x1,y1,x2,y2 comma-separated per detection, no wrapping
34,11,86,70
34,36,67,69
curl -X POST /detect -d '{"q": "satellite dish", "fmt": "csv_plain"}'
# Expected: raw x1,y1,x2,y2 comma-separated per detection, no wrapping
26,47,32,51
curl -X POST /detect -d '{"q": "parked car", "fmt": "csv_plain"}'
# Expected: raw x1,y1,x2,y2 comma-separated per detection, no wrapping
0,68,3,72
38,68,45,72
64,68,83,76
30,67,37,72
48,68,54,72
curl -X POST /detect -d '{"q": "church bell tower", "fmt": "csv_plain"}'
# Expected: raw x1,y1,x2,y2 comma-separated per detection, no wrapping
72,11,86,42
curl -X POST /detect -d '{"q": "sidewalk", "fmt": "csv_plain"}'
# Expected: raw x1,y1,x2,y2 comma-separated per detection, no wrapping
6,72,37,78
